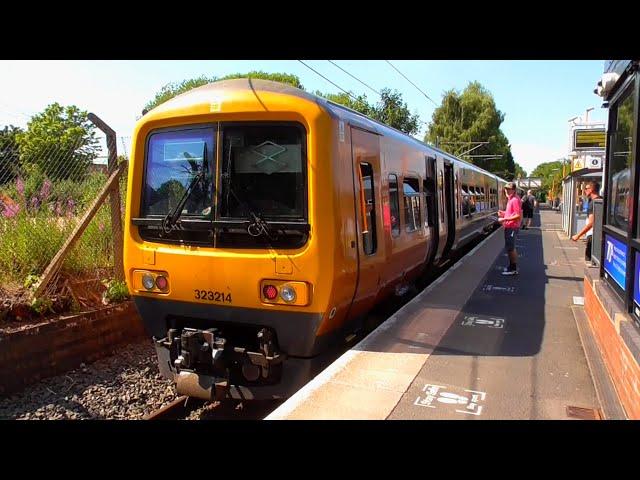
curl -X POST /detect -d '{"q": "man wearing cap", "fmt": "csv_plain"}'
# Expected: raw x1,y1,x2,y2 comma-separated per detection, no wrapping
498,182,522,275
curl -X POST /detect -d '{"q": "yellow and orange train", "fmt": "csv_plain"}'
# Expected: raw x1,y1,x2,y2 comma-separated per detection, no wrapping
124,79,507,399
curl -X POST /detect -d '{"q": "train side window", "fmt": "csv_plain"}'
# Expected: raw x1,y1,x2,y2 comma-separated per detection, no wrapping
359,162,377,255
462,184,470,216
404,177,421,233
389,174,401,237
469,186,477,214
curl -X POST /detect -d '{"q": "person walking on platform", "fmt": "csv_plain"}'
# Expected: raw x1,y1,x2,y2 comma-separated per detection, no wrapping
521,189,536,229
571,181,601,261
498,182,522,275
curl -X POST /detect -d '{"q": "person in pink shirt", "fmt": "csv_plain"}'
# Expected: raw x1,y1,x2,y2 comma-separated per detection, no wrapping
497,182,522,275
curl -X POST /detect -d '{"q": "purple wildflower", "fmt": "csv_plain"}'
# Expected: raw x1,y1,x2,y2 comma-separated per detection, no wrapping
66,198,75,217
30,195,41,211
98,222,105,232
55,201,63,216
40,179,52,201
1,200,20,218
16,178,25,198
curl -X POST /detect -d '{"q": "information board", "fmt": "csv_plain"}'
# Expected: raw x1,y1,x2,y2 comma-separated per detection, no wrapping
574,129,606,151
603,234,627,290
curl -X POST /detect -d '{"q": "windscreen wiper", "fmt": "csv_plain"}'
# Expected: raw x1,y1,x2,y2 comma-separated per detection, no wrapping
223,138,277,240
162,168,205,234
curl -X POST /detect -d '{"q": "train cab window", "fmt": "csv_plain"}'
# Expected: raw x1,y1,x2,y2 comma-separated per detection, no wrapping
607,87,634,234
216,123,308,248
138,126,216,244
389,174,401,237
142,127,215,217
359,163,377,254
404,177,421,233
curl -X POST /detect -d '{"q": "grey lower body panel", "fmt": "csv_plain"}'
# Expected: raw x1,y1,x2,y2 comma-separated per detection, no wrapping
133,296,325,357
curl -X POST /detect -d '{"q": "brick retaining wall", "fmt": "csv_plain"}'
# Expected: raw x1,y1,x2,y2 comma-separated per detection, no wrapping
0,301,146,396
584,271,640,419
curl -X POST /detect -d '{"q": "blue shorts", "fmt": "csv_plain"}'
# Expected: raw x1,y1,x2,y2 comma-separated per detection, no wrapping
504,228,518,252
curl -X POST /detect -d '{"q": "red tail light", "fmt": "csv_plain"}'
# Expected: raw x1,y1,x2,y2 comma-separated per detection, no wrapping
155,275,168,291
263,284,278,300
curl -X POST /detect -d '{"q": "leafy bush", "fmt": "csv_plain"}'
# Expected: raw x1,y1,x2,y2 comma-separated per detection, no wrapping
102,279,129,304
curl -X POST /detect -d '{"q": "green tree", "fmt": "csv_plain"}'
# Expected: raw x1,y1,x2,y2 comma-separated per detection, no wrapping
373,89,421,136
316,91,375,117
426,81,515,177
144,72,305,111
317,88,421,136
144,75,216,112
0,125,23,185
531,159,566,198
16,104,99,181
514,162,527,179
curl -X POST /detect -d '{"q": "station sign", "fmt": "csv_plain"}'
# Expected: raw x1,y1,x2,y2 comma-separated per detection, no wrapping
603,234,627,290
585,155,603,169
573,128,606,151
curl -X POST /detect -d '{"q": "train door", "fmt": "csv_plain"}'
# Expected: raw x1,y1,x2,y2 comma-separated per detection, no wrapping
441,161,456,256
424,156,439,264
433,157,449,262
348,127,383,318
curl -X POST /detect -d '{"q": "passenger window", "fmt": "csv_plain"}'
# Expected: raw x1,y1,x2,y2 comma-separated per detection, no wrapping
404,177,421,233
389,174,401,237
359,162,377,255
462,184,470,217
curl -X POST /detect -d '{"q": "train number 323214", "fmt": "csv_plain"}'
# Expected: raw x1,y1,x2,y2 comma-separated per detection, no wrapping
194,290,232,303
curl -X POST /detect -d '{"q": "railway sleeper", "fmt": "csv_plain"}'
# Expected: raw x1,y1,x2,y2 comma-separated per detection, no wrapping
154,326,286,401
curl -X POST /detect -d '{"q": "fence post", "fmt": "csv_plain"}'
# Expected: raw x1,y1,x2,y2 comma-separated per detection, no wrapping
88,113,124,282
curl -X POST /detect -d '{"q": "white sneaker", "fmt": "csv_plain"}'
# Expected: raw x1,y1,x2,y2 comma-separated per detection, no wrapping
501,269,518,276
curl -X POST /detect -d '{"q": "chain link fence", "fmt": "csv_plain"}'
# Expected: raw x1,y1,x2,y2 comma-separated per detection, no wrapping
0,123,130,314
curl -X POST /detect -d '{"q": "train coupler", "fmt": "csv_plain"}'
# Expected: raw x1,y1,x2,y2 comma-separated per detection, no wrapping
153,326,286,399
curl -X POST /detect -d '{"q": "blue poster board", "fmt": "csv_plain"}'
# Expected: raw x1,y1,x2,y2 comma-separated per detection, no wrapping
635,252,640,308
603,234,627,290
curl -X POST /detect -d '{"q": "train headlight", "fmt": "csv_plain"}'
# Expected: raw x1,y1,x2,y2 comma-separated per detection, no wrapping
142,274,155,290
280,285,296,303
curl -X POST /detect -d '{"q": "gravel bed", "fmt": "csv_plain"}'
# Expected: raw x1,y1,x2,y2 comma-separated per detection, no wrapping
0,339,178,420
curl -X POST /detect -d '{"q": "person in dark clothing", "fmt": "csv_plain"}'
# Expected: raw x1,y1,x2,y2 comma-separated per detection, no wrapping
571,181,601,261
521,189,536,229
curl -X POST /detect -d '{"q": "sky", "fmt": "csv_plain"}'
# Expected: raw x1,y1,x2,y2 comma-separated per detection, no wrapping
0,60,608,175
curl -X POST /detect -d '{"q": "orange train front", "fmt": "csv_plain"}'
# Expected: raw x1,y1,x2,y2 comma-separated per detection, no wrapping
124,79,505,399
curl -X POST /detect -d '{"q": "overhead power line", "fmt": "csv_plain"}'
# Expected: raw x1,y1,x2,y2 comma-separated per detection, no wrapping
385,60,438,107
297,60,368,108
327,60,381,97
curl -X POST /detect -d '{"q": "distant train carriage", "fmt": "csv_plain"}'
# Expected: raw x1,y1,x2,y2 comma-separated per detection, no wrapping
124,79,507,400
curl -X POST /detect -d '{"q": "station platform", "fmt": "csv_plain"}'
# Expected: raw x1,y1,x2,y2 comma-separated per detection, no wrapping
266,210,626,420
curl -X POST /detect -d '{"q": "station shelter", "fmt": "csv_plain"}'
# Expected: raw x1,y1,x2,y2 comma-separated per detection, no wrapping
585,59,640,418
560,166,603,238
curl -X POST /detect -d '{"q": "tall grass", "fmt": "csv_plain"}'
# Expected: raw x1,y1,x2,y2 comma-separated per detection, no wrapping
0,170,123,289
